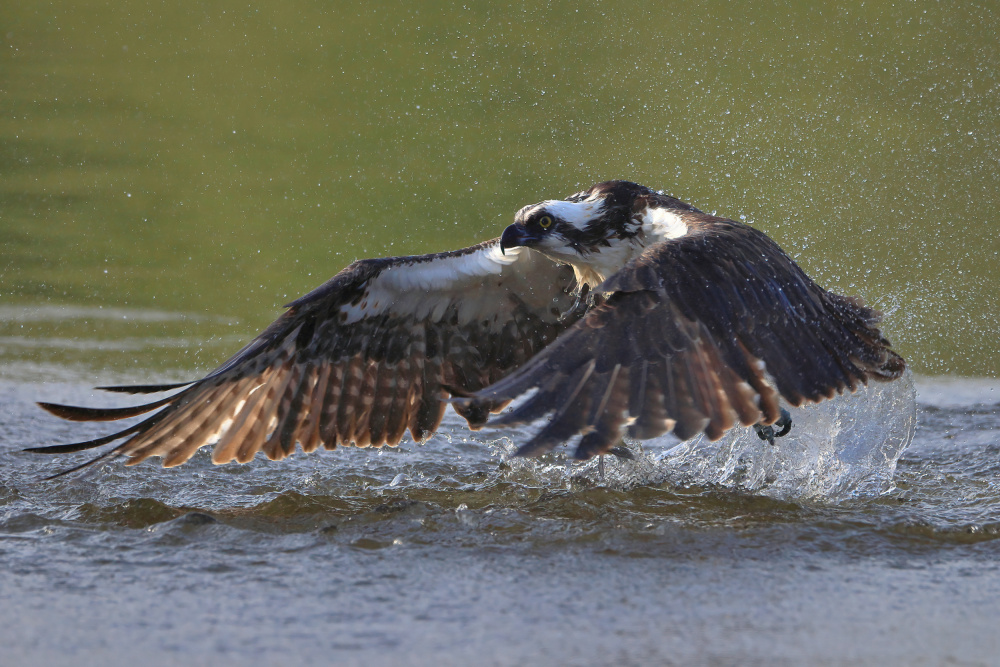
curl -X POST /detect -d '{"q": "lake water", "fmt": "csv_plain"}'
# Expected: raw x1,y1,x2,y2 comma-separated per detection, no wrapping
2,1,999,665
1,369,999,665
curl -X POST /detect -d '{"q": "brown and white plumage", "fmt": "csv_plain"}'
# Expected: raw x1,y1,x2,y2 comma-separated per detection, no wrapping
30,180,905,475
30,241,584,474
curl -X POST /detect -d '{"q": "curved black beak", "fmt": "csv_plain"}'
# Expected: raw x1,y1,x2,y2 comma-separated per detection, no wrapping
499,224,533,256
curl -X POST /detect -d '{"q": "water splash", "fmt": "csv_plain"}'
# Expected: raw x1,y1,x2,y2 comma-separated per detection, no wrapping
494,370,917,503
657,369,917,501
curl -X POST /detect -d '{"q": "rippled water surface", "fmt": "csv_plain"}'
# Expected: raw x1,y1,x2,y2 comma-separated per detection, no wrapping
1,367,999,666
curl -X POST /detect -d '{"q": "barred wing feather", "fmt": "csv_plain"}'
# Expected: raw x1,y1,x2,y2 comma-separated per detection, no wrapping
30,241,582,474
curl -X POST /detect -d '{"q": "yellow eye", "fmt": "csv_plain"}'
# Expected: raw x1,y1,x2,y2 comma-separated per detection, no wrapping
538,215,553,229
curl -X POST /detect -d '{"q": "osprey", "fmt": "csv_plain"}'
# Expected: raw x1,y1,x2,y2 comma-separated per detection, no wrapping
30,180,905,476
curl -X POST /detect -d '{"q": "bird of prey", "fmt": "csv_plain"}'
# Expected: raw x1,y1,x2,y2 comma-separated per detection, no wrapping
29,180,906,476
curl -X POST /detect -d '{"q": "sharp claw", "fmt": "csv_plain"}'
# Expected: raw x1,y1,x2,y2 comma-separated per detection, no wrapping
754,423,776,446
774,408,792,438
753,408,793,446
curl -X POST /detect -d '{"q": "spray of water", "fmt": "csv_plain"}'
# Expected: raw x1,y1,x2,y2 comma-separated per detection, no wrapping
495,370,917,502
656,370,917,501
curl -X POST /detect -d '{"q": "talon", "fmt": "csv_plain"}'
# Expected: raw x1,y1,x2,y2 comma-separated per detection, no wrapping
774,408,792,438
753,423,776,446
753,408,793,446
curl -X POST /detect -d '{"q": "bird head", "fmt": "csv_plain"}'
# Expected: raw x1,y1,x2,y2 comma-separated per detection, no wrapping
500,180,655,258
500,180,663,288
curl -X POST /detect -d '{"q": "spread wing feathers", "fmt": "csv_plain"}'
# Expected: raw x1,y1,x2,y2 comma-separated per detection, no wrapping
468,217,906,460
29,241,583,473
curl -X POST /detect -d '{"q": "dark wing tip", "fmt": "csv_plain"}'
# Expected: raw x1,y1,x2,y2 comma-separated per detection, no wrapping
876,350,907,381
95,381,194,394
33,451,121,481
37,396,174,422
24,422,144,455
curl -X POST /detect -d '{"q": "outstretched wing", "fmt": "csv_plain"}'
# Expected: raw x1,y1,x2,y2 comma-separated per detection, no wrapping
467,216,906,460
30,240,583,473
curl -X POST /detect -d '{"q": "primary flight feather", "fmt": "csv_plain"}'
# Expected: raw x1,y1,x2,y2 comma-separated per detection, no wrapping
30,180,905,475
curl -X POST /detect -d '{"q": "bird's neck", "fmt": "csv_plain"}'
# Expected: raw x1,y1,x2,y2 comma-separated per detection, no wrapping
568,240,643,290
569,207,690,290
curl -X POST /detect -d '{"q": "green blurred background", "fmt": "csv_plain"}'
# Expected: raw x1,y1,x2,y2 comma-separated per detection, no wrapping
2,0,998,378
